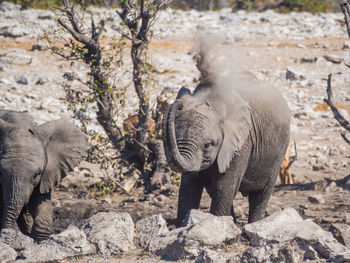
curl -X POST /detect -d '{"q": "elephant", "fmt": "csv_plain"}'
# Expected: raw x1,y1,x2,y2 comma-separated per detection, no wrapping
163,73,291,227
0,109,87,241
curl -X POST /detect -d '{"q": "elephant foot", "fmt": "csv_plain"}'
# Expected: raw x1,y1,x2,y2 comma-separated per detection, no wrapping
30,228,52,242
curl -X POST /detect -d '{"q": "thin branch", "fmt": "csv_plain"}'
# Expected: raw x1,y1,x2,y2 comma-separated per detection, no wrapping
69,4,83,34
340,0,350,39
132,138,152,153
102,169,132,196
57,18,91,45
341,131,350,144
324,73,350,145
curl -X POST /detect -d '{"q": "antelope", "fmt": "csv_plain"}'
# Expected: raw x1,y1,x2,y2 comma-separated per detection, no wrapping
279,139,297,185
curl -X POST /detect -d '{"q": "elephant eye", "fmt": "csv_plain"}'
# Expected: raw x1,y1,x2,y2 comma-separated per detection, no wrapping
204,140,213,150
28,129,35,136
32,169,42,184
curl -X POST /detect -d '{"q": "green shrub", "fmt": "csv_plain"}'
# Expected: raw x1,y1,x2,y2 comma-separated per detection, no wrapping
0,0,107,9
232,0,329,13
1,0,330,12
287,0,329,13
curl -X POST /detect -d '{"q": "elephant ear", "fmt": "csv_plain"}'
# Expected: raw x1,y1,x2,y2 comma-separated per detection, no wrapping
0,118,11,134
176,86,192,99
0,119,12,152
34,119,88,194
216,94,252,173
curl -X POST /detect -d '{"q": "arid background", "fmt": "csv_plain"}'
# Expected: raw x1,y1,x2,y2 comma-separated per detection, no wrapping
1,1,350,261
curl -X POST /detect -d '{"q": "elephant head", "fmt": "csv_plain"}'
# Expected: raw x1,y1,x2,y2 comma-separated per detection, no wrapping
163,86,252,174
0,117,87,229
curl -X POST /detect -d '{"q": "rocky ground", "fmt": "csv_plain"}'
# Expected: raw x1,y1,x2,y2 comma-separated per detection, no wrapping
1,1,350,262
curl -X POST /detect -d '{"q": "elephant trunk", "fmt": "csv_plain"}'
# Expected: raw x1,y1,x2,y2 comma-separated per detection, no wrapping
163,100,197,172
1,181,28,229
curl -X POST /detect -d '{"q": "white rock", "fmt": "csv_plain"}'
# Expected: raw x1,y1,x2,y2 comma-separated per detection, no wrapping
136,214,169,248
195,249,226,263
0,228,34,251
83,212,135,255
21,225,95,262
0,241,17,263
330,223,350,249
148,210,240,260
244,208,350,259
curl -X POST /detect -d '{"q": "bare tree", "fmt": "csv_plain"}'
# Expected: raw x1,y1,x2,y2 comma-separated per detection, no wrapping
340,0,350,37
324,0,350,145
324,74,350,145
117,0,170,168
48,0,172,193
55,0,123,149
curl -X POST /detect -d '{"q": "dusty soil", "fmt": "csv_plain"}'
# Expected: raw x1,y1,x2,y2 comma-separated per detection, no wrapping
53,34,350,262
1,6,350,262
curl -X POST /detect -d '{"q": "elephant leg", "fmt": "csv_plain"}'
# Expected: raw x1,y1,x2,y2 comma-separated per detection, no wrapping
209,154,249,219
204,177,235,222
176,172,205,227
230,205,237,223
247,189,272,223
0,184,2,227
30,189,53,241
207,183,237,222
17,206,34,236
247,164,280,223
209,174,238,217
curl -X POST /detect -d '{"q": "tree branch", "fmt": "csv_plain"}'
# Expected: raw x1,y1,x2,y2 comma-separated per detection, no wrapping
324,73,350,145
57,18,90,45
340,0,350,39
341,131,350,144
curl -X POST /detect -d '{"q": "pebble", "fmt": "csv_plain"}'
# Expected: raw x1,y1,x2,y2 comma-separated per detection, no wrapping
16,75,28,85
35,77,48,85
343,41,350,50
307,194,326,204
324,54,343,64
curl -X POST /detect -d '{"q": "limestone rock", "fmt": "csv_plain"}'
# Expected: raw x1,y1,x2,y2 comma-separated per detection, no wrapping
195,249,226,263
324,54,343,64
83,211,135,255
183,208,213,226
244,208,350,260
21,225,95,262
237,241,303,263
244,207,304,246
330,223,350,249
0,241,17,263
0,228,34,251
307,193,326,204
136,214,169,248
0,1,20,12
148,210,240,260
16,75,28,85
286,68,305,81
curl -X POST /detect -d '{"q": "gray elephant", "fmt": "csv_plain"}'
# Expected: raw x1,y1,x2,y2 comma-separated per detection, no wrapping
163,73,290,227
0,110,87,241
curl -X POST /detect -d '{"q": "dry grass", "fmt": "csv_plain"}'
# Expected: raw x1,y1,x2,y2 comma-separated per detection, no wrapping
313,101,348,111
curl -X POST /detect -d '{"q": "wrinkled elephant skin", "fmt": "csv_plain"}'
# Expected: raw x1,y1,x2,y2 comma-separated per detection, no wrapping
163,74,290,227
0,110,87,241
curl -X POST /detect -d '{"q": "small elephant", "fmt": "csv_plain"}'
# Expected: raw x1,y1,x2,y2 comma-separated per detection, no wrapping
163,74,290,227
0,110,87,241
